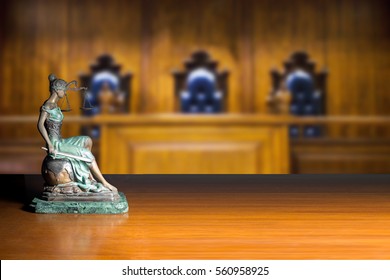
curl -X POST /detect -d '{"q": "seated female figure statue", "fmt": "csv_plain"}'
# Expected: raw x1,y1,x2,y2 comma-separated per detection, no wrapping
38,74,117,195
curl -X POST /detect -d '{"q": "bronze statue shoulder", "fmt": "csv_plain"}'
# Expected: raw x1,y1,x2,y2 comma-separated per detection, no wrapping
42,102,57,110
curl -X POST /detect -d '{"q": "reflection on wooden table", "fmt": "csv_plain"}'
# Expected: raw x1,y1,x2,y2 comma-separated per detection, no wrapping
0,175,389,259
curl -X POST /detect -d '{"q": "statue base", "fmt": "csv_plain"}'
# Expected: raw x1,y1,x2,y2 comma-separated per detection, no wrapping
31,192,128,214
42,187,121,202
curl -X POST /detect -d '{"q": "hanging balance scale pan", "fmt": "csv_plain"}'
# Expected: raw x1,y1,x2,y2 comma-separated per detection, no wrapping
80,91,94,111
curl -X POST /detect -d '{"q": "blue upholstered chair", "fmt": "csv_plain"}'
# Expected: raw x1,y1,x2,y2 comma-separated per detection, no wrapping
286,70,323,137
180,68,223,113
79,54,132,139
268,51,327,138
81,72,120,138
173,50,229,113
83,71,120,115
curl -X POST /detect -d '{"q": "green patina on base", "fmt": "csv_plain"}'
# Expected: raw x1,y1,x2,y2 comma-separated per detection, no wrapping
31,192,129,214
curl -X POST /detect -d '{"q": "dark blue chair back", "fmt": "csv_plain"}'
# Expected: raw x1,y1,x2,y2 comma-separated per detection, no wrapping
180,68,222,113
83,71,120,117
286,70,323,137
81,71,120,138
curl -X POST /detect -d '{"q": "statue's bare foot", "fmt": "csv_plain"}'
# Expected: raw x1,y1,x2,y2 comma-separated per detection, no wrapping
104,182,118,193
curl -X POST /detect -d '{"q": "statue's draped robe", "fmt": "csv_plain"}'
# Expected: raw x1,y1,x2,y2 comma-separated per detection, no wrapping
42,105,103,192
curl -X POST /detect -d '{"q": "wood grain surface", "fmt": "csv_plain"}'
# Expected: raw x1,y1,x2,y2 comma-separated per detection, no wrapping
0,174,389,260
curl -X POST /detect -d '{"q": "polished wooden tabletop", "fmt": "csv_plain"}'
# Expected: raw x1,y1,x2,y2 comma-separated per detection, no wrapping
0,175,389,260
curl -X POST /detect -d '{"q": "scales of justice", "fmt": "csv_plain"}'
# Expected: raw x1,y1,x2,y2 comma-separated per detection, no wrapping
31,74,128,214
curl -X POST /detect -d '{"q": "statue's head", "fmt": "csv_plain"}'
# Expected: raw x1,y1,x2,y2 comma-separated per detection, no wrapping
48,74,87,112
48,74,79,98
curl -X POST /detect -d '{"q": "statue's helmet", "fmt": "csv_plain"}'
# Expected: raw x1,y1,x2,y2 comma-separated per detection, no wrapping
48,74,78,93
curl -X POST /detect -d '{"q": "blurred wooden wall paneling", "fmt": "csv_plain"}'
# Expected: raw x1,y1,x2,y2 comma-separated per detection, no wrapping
0,0,389,139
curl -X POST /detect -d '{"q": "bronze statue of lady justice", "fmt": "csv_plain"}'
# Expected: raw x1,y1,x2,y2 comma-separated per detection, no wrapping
31,74,128,214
